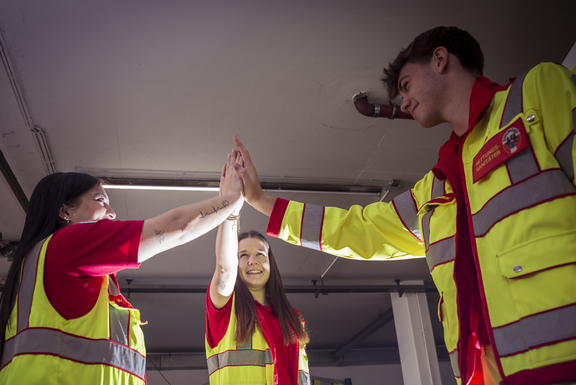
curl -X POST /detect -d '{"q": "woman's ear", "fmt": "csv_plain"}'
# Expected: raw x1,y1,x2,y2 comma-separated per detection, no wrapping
59,204,70,222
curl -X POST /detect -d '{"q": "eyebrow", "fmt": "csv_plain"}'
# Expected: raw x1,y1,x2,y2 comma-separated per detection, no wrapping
237,249,267,254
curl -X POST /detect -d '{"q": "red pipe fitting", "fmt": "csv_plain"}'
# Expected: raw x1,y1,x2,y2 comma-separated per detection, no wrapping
352,92,413,120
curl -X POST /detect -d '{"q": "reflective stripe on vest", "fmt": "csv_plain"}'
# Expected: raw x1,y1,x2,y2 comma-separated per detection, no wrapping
107,277,131,346
472,169,576,237
299,370,311,385
432,177,445,200
554,109,576,181
301,204,324,251
392,190,422,242
207,348,273,375
422,209,433,251
422,178,456,271
507,147,540,184
207,338,310,385
2,327,146,376
500,71,528,128
426,236,456,272
16,240,43,333
492,304,576,357
449,349,460,378
109,303,130,346
2,238,146,379
500,70,542,185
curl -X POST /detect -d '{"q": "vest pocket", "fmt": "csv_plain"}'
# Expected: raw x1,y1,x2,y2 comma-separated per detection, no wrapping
496,229,576,319
438,292,445,323
498,229,576,279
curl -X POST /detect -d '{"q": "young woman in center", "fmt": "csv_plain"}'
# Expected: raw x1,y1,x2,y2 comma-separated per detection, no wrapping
205,150,310,385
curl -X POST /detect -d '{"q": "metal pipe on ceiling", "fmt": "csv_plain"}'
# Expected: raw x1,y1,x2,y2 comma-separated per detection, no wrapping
0,31,55,175
106,284,438,296
352,92,413,120
0,148,28,213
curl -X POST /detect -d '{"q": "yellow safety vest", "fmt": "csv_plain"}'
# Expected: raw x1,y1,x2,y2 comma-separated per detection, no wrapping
205,294,310,385
272,63,576,385
0,235,147,385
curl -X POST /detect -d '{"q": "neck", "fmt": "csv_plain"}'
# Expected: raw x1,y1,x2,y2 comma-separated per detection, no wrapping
444,73,476,137
250,287,268,306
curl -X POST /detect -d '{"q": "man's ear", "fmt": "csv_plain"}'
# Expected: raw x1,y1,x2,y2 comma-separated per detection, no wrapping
432,47,449,74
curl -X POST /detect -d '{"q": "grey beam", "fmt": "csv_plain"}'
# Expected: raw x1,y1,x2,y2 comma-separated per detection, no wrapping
331,308,394,359
146,347,450,371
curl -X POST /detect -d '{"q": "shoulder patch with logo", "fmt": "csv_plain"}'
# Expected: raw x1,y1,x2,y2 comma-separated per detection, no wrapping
472,117,529,183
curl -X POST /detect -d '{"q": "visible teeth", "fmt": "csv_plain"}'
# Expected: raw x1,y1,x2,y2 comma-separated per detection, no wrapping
247,270,261,274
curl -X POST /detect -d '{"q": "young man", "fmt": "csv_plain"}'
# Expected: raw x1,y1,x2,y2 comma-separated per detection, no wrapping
232,26,576,385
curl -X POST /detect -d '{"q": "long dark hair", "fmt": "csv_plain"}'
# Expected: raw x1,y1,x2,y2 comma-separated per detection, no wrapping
0,172,100,360
234,231,309,346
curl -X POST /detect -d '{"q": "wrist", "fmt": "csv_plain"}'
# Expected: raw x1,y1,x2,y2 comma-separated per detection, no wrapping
226,212,240,221
249,193,275,217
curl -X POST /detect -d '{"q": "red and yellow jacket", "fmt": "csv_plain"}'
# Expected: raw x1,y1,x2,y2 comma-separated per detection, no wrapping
266,63,576,385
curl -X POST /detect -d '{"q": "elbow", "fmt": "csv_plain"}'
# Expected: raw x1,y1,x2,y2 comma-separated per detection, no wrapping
175,214,200,244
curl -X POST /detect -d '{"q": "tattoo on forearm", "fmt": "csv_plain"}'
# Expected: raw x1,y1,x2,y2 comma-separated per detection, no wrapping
214,277,226,290
200,200,230,219
155,229,165,244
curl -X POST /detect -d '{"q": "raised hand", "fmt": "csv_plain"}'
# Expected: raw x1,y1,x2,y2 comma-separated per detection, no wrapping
233,136,275,216
220,149,244,200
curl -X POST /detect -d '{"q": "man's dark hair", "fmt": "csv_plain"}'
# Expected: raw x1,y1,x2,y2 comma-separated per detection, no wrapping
382,26,484,99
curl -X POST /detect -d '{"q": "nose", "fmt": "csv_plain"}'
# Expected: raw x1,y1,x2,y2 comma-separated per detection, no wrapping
246,255,258,265
400,97,410,114
106,203,116,220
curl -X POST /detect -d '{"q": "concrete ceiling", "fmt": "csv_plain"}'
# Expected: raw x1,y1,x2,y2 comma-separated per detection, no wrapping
1,0,575,383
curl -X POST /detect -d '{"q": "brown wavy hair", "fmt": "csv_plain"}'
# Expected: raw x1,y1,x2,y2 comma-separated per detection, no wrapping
381,26,484,99
234,231,309,346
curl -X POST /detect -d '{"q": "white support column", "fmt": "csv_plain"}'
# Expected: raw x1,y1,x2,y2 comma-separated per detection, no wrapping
390,280,442,385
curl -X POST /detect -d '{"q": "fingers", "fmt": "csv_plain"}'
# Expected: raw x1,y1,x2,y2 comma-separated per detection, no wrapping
229,148,237,163
235,152,243,166
233,136,252,165
219,161,227,196
234,162,244,177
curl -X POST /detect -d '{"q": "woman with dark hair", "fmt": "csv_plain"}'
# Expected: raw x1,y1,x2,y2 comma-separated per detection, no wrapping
205,154,310,385
0,166,243,384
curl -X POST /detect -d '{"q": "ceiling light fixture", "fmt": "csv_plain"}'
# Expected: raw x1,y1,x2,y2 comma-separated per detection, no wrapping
99,177,393,196
103,185,219,192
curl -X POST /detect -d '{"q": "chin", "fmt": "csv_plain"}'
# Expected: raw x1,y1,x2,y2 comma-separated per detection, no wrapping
418,117,443,128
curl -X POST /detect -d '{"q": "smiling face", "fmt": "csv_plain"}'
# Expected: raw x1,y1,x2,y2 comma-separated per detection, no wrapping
237,237,271,291
398,61,445,128
59,184,116,225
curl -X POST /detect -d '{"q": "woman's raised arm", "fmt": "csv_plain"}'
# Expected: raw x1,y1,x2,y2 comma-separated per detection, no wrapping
138,150,244,263
210,151,244,309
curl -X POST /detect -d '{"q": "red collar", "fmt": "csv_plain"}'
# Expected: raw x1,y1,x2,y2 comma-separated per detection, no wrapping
437,76,510,162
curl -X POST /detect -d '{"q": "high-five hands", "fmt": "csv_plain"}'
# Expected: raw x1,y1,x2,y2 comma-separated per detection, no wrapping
232,136,276,217
220,149,245,217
